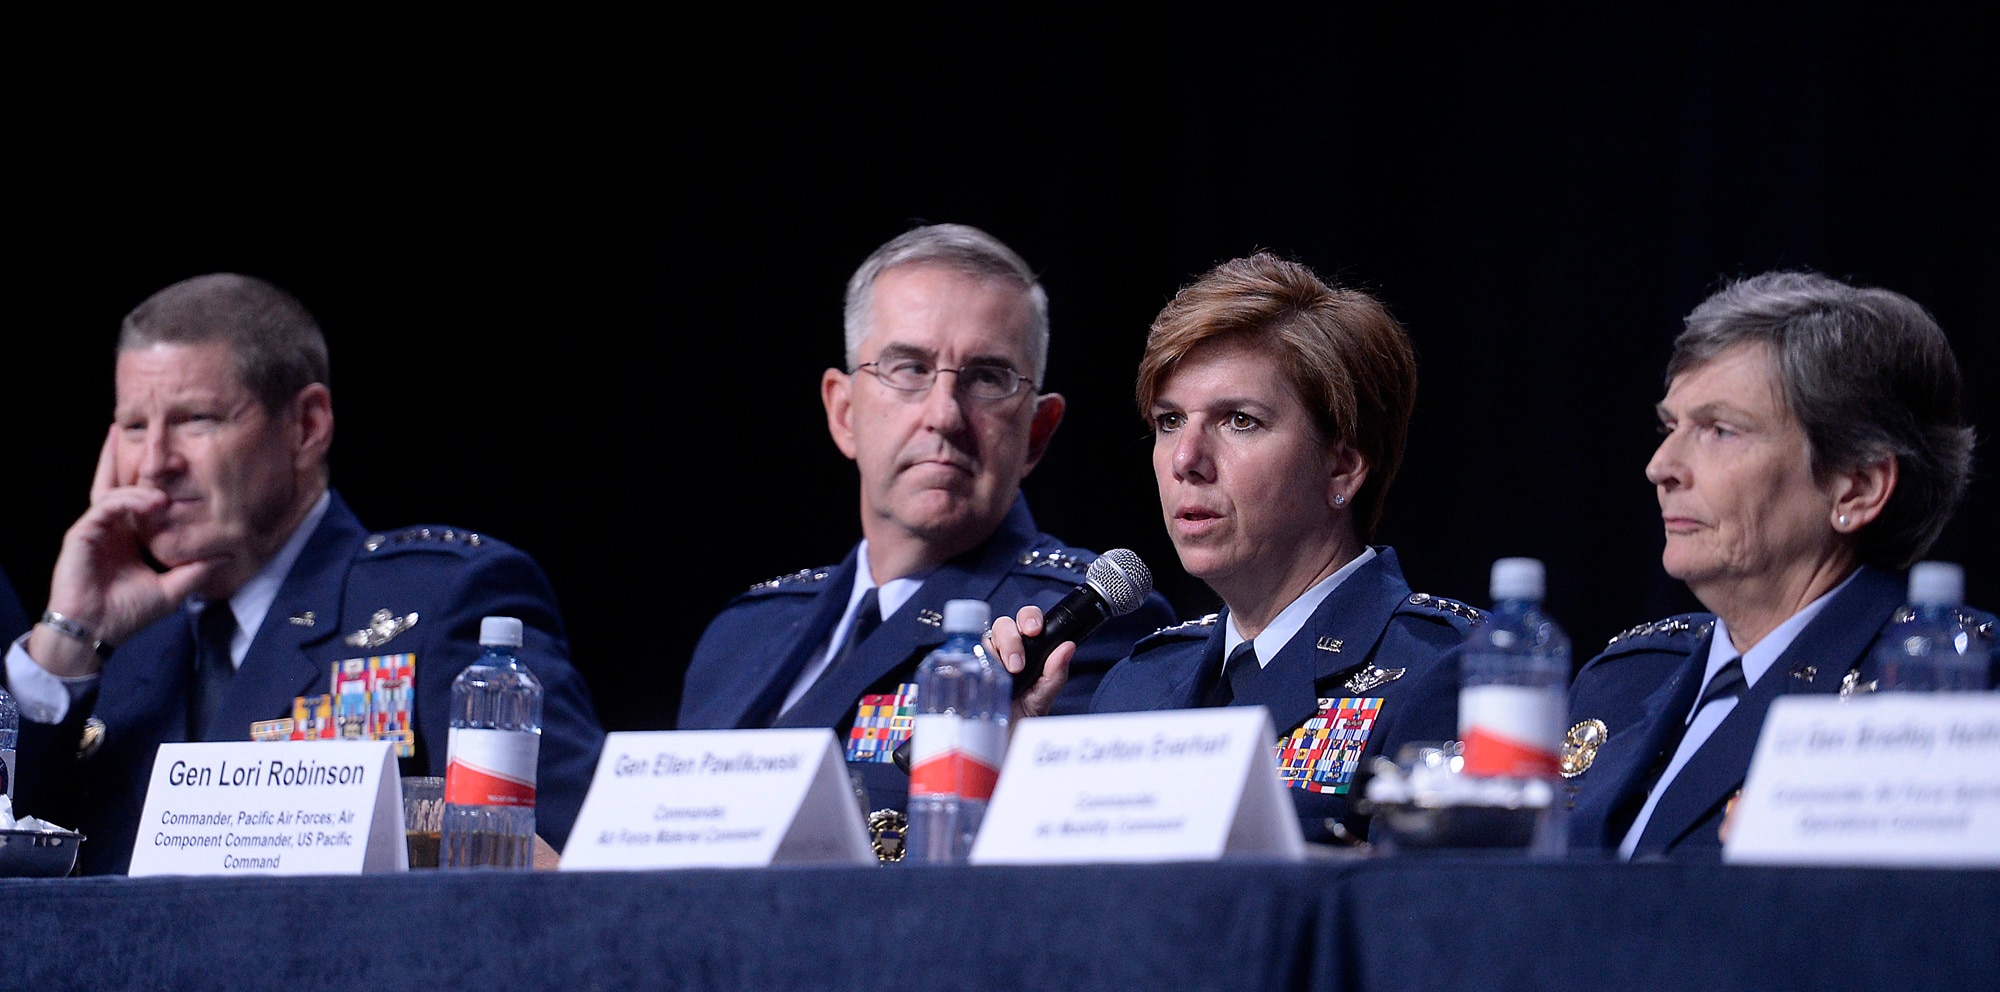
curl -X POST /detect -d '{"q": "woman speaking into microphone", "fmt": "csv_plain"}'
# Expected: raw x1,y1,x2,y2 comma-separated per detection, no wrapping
993,253,1480,843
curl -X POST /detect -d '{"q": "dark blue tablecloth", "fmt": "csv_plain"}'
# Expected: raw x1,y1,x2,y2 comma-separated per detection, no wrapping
4,857,1994,991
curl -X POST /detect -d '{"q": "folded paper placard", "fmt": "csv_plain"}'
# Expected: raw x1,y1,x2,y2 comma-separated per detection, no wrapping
970,707,1305,864
560,729,873,869
1726,693,2000,866
130,740,404,876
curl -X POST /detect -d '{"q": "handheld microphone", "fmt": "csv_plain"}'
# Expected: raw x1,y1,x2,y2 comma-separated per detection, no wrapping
890,549,1154,774
1007,548,1154,698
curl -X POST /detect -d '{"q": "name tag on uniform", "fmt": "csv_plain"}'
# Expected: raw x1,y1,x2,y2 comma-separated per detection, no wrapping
970,708,1305,865
1727,694,2000,866
560,730,874,870
129,740,404,877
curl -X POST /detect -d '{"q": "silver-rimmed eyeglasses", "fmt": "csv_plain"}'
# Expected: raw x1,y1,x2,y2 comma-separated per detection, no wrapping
854,359,1035,400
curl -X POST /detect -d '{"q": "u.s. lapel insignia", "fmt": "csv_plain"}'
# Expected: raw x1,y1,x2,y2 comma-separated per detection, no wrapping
1560,719,1608,778
1791,663,1818,683
1316,637,1343,653
915,609,944,628
1838,669,1878,698
1343,664,1405,693
344,609,420,648
288,612,316,627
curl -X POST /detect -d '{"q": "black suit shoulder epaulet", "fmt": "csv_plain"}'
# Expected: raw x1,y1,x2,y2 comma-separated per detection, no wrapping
1399,592,1485,628
1600,612,1716,653
1132,612,1220,651
1010,546,1093,579
360,526,498,558
742,566,839,596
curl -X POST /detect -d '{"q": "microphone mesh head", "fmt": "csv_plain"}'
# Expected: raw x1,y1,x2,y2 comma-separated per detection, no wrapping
1086,549,1153,615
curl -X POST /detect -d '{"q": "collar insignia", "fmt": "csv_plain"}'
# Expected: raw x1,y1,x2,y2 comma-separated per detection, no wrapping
1791,664,1818,683
345,609,419,649
1316,636,1344,653
1838,669,1878,698
1343,664,1405,693
288,612,316,628
916,609,944,629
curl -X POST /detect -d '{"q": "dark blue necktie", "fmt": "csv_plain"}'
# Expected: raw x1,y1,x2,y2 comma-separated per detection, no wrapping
1204,641,1260,707
187,603,238,739
1626,657,1749,855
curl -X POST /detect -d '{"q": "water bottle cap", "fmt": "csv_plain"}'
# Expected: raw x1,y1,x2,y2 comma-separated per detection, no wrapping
1907,561,1965,607
1490,557,1545,601
479,616,525,647
941,599,990,634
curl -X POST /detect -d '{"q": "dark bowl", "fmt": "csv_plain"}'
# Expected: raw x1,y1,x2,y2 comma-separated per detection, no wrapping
1373,802,1541,850
0,827,86,877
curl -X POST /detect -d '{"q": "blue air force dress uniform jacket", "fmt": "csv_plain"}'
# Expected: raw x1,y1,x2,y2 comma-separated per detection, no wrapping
678,496,1175,818
1562,566,1996,860
0,565,28,649
12,492,606,874
1089,548,1479,843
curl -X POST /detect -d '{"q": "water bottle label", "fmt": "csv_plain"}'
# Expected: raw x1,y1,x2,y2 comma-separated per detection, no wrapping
1459,683,1564,777
908,713,1004,801
445,728,540,807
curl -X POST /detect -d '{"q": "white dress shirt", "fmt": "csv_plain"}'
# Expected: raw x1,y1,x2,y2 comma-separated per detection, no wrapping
1220,548,1377,673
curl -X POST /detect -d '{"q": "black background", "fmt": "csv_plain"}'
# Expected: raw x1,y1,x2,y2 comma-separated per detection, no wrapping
8,8,1992,733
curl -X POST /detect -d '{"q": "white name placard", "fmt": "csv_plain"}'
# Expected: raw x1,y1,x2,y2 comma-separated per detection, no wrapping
130,740,404,877
969,708,1305,865
1726,693,2000,866
559,729,874,870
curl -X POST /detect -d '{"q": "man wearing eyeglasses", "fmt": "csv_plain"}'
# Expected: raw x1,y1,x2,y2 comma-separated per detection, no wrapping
678,224,1173,855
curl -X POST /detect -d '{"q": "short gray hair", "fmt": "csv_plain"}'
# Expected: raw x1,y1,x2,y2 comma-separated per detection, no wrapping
1669,271,1974,570
120,273,330,415
842,223,1051,381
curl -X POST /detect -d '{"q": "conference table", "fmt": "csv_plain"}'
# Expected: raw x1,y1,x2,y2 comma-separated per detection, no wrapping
7,854,1993,990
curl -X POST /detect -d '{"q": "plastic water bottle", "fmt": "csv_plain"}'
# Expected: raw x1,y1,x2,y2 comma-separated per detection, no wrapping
1876,562,1990,692
0,681,17,803
1459,558,1571,779
441,617,543,868
905,599,1010,864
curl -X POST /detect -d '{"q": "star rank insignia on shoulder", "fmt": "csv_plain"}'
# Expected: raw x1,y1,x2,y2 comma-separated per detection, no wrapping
1603,613,1714,649
744,566,836,594
1130,613,1218,651
1404,593,1484,624
363,527,484,553
1151,613,1220,638
1015,548,1089,575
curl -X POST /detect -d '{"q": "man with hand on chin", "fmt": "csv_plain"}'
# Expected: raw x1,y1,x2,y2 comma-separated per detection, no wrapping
4,273,603,873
